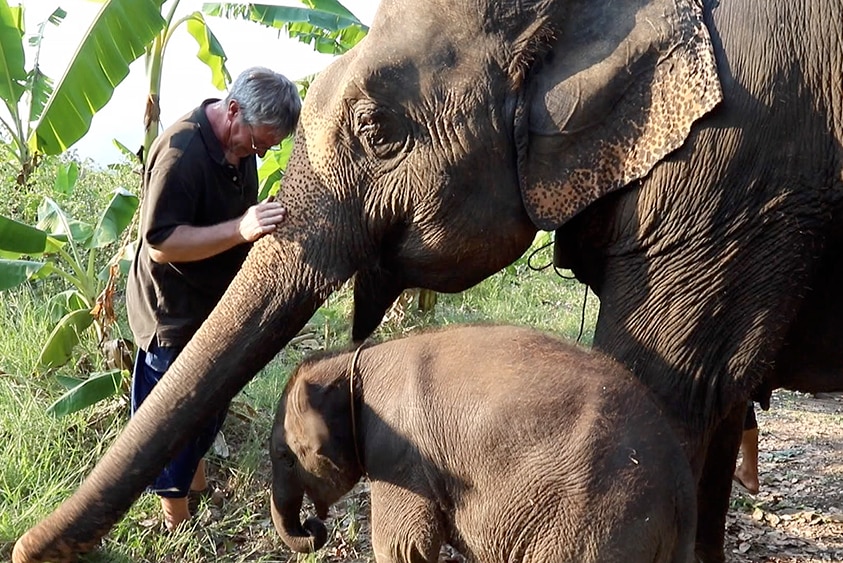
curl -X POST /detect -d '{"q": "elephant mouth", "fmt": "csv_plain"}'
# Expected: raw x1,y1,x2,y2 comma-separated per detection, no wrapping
315,501,329,520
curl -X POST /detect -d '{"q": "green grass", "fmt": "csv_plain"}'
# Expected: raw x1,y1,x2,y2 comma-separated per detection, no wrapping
0,226,599,561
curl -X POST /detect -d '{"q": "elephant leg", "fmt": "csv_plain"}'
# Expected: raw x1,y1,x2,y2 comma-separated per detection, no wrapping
695,402,745,563
352,266,405,342
369,481,444,563
768,227,843,394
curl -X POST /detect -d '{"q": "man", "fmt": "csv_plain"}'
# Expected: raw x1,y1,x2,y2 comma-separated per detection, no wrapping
126,66,301,530
733,401,760,495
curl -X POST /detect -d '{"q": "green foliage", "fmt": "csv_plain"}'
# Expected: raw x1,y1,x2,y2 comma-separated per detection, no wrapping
0,173,137,412
204,0,368,56
257,136,294,199
0,376,130,555
32,0,166,156
47,370,125,417
0,0,235,182
0,0,61,181
142,3,233,156
0,0,172,183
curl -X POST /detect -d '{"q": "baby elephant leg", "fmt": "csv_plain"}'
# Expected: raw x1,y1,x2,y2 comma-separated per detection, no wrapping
369,481,444,563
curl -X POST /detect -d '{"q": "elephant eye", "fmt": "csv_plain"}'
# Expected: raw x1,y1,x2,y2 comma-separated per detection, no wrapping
353,103,412,161
281,451,296,468
275,446,296,468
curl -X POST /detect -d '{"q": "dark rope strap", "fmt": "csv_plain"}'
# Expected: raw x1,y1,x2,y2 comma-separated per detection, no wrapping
525,237,590,343
348,344,366,475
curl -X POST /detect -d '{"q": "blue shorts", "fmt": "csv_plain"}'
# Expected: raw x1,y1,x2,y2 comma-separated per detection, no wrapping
130,343,229,498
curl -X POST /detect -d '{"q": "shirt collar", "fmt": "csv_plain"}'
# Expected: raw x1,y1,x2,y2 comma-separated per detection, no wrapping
195,98,228,167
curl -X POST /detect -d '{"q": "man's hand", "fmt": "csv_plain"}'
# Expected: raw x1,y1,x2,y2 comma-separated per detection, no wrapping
148,197,287,263
238,199,287,242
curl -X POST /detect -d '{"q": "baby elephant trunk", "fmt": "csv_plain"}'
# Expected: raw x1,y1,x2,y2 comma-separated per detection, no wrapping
270,488,328,553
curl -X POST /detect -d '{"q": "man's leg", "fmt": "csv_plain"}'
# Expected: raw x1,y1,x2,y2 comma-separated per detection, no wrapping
734,427,759,494
733,403,760,494
191,459,207,492
160,497,191,531
131,345,214,530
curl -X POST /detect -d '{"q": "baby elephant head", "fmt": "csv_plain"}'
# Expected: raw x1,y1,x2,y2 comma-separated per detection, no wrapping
269,359,363,553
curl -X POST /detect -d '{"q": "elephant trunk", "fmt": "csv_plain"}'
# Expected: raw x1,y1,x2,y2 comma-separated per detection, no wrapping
270,487,328,553
13,233,351,563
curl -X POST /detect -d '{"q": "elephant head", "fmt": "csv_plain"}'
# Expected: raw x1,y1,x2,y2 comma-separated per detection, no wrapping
13,0,722,560
268,357,363,553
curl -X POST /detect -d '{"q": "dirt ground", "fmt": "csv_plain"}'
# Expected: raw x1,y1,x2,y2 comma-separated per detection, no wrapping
722,390,843,562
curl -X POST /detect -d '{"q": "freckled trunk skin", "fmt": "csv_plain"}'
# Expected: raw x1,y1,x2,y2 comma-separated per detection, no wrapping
13,233,348,563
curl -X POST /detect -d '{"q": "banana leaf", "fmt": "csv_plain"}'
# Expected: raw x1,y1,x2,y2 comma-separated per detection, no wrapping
0,0,26,105
88,188,139,249
185,12,230,90
31,0,167,154
47,369,125,417
0,258,48,290
37,308,95,370
0,214,48,255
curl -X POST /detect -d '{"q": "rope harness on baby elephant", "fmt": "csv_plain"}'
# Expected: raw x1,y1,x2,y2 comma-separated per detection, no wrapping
348,345,367,476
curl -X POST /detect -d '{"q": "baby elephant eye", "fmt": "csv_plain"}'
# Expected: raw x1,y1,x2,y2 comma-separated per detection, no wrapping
279,448,296,468
271,443,297,468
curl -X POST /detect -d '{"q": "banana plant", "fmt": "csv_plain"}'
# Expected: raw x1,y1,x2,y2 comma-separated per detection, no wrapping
0,177,138,416
0,178,138,374
0,0,230,181
0,0,167,183
141,0,231,161
203,0,368,55
0,2,61,184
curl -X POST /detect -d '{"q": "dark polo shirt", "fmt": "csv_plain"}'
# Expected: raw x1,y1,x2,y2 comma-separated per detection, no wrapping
127,99,258,350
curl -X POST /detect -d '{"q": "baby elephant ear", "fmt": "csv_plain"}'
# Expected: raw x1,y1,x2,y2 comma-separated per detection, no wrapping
516,0,722,230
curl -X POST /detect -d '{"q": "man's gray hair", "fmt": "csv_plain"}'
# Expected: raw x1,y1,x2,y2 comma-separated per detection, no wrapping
227,66,302,137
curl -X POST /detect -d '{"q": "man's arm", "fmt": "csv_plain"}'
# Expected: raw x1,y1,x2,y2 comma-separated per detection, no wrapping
148,200,287,263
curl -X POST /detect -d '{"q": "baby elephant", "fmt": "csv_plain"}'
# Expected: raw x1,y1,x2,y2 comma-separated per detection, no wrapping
270,324,696,562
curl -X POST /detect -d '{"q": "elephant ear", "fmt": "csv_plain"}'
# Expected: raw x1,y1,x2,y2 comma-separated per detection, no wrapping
286,372,348,475
515,0,722,230
286,378,331,462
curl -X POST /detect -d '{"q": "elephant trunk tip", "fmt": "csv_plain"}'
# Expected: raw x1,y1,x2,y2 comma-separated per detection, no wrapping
13,519,100,563
303,516,329,551
270,490,328,553
12,532,60,563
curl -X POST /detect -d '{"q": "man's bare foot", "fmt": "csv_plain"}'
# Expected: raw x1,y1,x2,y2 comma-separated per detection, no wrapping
733,467,759,494
160,496,191,531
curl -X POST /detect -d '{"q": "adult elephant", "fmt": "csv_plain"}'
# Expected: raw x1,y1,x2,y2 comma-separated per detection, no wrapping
13,0,843,562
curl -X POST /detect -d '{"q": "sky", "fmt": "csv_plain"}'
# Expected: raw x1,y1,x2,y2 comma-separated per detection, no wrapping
21,0,380,165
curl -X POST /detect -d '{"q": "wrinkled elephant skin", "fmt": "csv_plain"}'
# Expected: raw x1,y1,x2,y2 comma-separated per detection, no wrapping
13,0,843,562
271,325,697,563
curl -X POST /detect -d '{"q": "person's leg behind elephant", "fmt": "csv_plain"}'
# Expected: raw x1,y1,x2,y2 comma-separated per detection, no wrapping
733,402,759,495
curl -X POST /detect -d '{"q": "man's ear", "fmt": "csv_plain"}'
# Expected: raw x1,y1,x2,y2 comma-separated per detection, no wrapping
227,99,240,120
